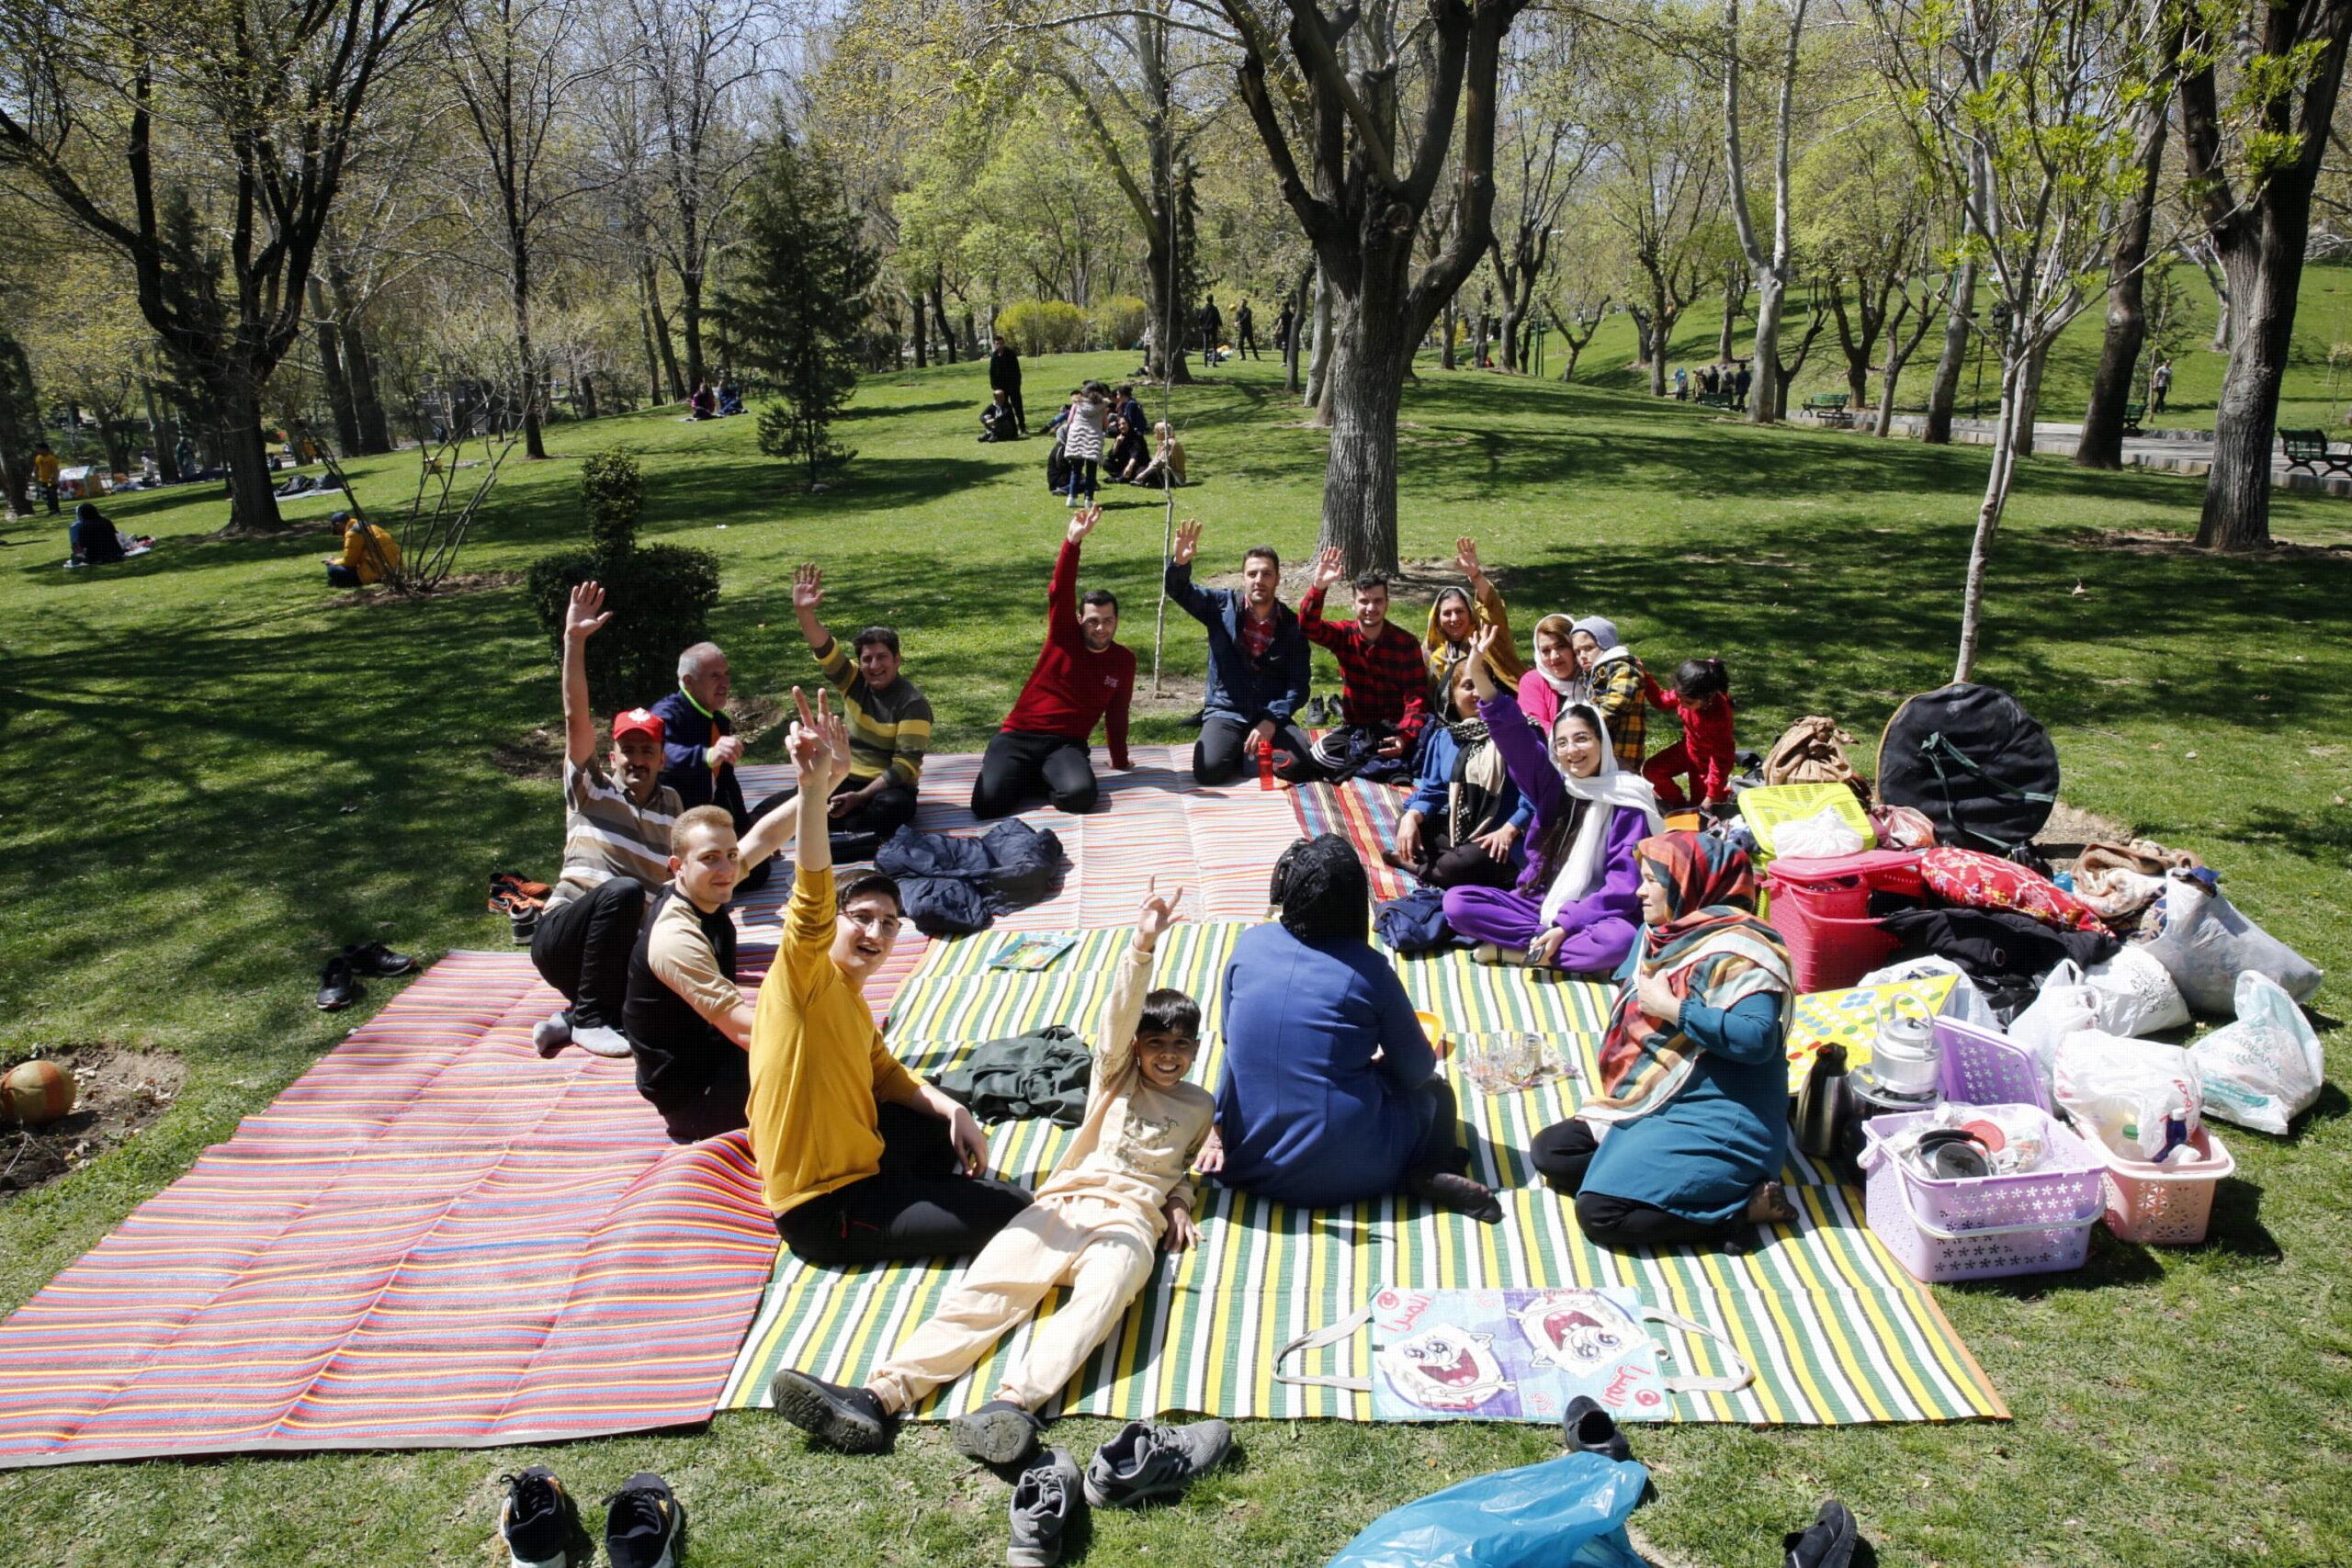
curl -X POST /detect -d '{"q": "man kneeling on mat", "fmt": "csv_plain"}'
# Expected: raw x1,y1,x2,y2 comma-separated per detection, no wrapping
620,803,797,1142
770,882,1212,1468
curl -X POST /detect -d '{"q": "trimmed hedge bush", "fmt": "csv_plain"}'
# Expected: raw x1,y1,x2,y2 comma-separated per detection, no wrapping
526,450,721,711
998,299,1090,356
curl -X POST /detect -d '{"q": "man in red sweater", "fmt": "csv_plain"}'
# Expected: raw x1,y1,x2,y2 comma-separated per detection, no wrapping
1297,546,1430,782
972,506,1136,817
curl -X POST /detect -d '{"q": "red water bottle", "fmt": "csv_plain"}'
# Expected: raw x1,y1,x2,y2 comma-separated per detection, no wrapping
1258,736,1276,790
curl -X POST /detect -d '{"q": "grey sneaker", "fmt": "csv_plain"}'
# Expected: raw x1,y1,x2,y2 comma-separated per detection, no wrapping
768,1369,894,1453
1081,1418,1233,1508
950,1398,1044,1467
530,1012,571,1057
1007,1449,1081,1567
571,1022,632,1059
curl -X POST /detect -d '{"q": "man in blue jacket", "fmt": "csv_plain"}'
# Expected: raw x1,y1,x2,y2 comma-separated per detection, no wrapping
653,641,786,892
1165,522,1314,785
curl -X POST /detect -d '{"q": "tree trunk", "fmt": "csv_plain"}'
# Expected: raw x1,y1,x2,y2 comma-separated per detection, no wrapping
1497,293,1521,373
2199,235,2299,549
1142,230,1193,386
2077,100,2170,470
910,288,929,368
1305,262,1334,416
1717,270,1738,363
513,258,548,459
218,379,285,534
2013,340,2049,457
324,254,391,455
1319,312,1408,572
308,276,362,457
1954,350,2028,682
144,377,183,481
1923,260,1975,444
639,305,663,402
1442,299,1456,369
1748,272,1785,425
643,257,686,400
0,333,33,514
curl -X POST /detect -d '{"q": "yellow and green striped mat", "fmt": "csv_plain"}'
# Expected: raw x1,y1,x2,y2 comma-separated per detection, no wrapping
722,925,2007,1426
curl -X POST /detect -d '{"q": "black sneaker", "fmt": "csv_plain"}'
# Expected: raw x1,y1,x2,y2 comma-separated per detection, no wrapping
604,1471,685,1568
1561,1394,1634,1461
1007,1448,1082,1567
344,940,417,976
769,1368,894,1453
1081,1417,1233,1508
1785,1497,1866,1568
315,956,361,1011
498,1466,588,1568
950,1398,1044,1467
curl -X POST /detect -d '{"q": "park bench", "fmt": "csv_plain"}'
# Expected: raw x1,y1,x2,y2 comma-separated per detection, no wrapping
1802,392,1851,426
2120,401,2146,437
2278,428,2352,477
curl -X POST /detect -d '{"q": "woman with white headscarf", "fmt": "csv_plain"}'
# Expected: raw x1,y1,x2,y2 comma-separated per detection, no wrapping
1442,626,1663,972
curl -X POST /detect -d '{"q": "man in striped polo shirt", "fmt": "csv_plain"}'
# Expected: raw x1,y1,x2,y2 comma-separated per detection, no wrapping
786,561,934,861
529,581,683,1060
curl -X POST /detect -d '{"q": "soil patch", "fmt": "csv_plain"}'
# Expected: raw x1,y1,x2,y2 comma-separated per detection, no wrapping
2079,526,2352,562
327,569,523,608
492,723,566,781
2,1048,186,1197
2035,799,2139,863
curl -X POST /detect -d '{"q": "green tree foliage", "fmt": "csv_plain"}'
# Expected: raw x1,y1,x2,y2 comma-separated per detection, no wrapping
715,131,879,491
527,449,720,706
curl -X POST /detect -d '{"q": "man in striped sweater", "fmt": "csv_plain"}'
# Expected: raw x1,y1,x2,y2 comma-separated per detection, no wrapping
787,561,935,861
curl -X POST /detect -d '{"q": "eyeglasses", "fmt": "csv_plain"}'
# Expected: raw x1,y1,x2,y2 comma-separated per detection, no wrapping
842,909,902,934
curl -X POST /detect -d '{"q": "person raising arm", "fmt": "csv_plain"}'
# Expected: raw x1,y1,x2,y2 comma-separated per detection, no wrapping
787,563,934,861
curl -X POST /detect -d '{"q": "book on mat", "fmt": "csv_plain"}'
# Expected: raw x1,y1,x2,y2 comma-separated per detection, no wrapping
988,934,1079,972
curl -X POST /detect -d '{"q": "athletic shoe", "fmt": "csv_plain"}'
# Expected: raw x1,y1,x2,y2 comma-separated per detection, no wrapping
1081,1418,1233,1508
510,906,539,945
1007,1449,1082,1567
571,1023,632,1059
531,1012,572,1057
497,1466,589,1568
769,1368,894,1453
315,956,361,1010
950,1399,1044,1467
1784,1497,1864,1568
604,1472,685,1568
1561,1395,1634,1461
343,940,417,976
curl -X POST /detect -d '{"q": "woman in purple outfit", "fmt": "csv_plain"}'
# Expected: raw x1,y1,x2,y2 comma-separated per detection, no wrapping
1442,625,1663,973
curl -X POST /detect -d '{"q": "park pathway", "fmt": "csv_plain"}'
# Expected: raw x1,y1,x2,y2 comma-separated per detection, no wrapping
1830,412,2352,500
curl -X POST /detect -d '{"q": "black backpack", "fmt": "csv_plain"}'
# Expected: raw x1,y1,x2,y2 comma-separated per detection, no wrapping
1876,683,2060,858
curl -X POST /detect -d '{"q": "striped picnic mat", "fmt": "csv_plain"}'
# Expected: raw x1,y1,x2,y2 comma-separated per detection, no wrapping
733,746,1300,933
721,927,2006,1426
0,953,782,1469
1291,776,1418,903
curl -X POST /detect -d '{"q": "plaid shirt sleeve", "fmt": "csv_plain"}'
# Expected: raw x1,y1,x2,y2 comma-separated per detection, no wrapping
1334,625,1431,737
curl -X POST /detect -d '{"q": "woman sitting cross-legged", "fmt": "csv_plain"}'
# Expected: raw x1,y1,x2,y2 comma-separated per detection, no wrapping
1389,662,1530,891
1530,831,1798,1249
1441,626,1662,973
1202,834,1501,1223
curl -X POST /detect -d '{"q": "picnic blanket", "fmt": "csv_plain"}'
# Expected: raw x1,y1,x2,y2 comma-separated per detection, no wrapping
1291,776,1416,903
1783,976,1961,1093
732,746,1299,934
722,926,2007,1427
0,954,784,1469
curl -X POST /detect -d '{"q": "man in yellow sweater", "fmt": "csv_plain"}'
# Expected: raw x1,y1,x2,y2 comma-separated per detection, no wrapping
751,686,1031,1266
322,511,401,587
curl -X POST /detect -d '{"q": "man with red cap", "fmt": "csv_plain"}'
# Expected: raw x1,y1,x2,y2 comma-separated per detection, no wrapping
529,581,684,1058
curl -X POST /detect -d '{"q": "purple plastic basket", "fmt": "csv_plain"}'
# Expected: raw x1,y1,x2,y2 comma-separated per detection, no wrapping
1860,1108,2107,1282
1933,1017,2050,1111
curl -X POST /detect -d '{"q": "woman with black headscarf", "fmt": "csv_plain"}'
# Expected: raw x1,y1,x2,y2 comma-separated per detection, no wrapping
1199,833,1500,1221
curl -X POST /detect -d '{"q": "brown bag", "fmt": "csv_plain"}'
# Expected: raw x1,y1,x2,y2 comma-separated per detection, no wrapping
1763,716,1869,801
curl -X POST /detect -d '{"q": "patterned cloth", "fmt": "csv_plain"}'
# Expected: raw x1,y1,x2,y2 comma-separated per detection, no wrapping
551,759,680,908
1587,652,1648,772
1918,847,2111,934
1299,584,1433,740
815,637,935,786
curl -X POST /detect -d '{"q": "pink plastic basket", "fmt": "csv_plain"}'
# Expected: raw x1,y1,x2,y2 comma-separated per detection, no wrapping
1761,851,1925,993
1934,1017,2050,1111
2102,1127,2234,1246
1860,1108,2107,1282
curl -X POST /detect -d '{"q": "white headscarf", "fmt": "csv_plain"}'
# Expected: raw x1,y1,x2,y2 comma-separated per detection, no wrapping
1539,703,1665,927
1532,614,1588,701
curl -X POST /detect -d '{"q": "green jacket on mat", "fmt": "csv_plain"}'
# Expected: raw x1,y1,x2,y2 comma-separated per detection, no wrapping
933,1026,1093,1127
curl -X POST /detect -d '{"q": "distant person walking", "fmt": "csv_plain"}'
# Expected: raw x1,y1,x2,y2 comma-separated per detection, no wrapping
1732,363,1752,412
2150,357,2173,416
31,441,61,514
989,334,1027,434
1197,295,1224,368
1673,367,1689,401
1235,299,1259,360
1273,302,1295,355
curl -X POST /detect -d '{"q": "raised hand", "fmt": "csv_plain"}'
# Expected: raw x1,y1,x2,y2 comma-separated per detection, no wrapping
1170,519,1202,566
786,685,828,779
1311,545,1345,592
565,581,612,641
1453,536,1486,585
1135,877,1186,948
1068,504,1102,545
792,562,824,615
1465,624,1502,697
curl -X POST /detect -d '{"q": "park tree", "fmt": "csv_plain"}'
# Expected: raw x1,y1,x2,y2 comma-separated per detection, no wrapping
1720,0,1812,424
0,0,437,533
1487,14,1602,375
715,130,879,491
2075,6,2184,471
1796,121,1936,417
1592,39,1728,396
2178,0,2352,549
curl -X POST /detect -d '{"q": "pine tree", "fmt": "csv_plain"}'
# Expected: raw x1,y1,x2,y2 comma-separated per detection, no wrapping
714,131,879,492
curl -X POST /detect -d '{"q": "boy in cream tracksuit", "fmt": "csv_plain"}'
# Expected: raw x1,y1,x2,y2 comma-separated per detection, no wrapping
770,885,1214,1466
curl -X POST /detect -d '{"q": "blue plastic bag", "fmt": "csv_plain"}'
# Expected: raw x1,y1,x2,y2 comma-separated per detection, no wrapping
1325,1450,1650,1568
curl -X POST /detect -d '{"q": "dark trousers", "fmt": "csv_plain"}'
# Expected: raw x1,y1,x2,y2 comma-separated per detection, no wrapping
760,774,919,863
1238,326,1259,359
995,383,1026,431
1063,457,1097,502
644,1066,750,1144
324,563,360,587
733,788,794,893
39,483,59,514
1530,1119,1736,1247
775,1102,1035,1266
1194,716,1316,786
1408,1076,1472,1179
529,876,646,1029
1408,837,1521,891
973,730,1099,818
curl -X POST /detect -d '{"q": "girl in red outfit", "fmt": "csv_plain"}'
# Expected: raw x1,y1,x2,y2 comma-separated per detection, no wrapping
1642,658,1736,811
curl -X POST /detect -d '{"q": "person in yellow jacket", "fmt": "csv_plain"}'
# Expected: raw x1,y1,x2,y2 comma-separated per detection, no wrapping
1423,534,1523,699
322,511,400,587
31,442,61,514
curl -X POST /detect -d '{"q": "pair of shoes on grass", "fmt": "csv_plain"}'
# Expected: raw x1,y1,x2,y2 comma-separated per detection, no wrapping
529,1010,631,1060
499,1466,681,1568
313,941,417,1011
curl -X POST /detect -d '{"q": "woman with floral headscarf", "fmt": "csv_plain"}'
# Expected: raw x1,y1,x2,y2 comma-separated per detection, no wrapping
1530,831,1797,1247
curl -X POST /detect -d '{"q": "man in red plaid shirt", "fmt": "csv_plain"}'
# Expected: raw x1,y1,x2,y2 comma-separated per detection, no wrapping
1297,546,1430,783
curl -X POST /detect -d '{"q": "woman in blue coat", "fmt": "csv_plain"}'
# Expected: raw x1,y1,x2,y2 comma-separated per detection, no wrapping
1202,835,1500,1222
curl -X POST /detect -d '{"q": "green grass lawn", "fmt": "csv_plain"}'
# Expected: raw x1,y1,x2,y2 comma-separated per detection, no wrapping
4,357,2348,1566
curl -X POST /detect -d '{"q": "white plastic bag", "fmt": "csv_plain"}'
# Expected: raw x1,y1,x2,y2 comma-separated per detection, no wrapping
2134,873,2323,1015
2053,1031,2203,1163
1773,806,1866,861
1852,955,2001,1030
2189,971,2324,1135
2079,943,2191,1036
2009,962,2104,1088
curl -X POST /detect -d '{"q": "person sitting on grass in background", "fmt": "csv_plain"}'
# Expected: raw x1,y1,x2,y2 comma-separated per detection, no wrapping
1164,521,1314,786
1517,612,1589,736
1132,422,1186,489
620,802,797,1142
769,883,1213,1467
980,389,1020,443
751,687,1032,1266
1103,389,1150,481
321,510,399,587
1642,657,1737,813
1571,615,1649,773
1391,662,1530,890
654,641,788,895
67,501,152,566
784,562,934,862
1423,536,1523,701
973,505,1134,818
1298,545,1430,783
530,582,683,1061
1442,627,1662,974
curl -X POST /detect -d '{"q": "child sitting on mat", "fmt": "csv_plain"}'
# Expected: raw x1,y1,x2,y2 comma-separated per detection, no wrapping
1642,657,1737,812
769,882,1214,1469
